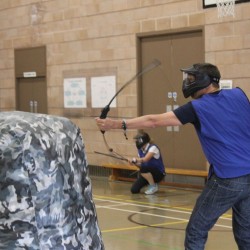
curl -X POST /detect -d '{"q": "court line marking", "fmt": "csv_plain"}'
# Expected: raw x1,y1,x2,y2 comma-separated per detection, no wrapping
102,220,187,233
103,229,182,249
95,196,232,221
97,204,190,221
94,194,192,211
96,198,192,215
95,197,232,238
94,194,232,219
97,202,232,229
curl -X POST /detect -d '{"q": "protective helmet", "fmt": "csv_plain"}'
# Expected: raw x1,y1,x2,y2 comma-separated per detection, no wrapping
180,63,221,98
134,132,150,149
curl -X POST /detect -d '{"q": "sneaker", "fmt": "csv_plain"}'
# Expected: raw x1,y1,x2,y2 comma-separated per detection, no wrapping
145,184,158,195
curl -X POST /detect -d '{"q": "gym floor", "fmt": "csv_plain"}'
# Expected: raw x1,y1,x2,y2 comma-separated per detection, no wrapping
91,177,237,250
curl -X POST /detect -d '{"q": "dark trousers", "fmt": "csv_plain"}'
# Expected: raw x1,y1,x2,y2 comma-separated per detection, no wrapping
130,167,165,194
185,173,250,250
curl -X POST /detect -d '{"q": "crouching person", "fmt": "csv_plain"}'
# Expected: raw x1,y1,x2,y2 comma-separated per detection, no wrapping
130,132,166,195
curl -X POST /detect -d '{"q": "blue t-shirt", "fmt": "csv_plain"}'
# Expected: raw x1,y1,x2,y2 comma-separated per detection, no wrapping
174,88,250,178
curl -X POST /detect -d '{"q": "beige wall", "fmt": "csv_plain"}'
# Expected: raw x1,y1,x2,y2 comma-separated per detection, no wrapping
0,0,249,166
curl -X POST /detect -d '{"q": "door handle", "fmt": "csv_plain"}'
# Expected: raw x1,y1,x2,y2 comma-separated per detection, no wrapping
29,100,34,113
34,101,38,113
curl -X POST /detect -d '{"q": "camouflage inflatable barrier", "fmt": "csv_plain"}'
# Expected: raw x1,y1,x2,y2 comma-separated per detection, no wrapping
0,111,104,250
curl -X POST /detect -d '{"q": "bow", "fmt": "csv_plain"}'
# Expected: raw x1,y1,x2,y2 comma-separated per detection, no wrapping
94,150,141,176
98,59,161,160
94,150,128,162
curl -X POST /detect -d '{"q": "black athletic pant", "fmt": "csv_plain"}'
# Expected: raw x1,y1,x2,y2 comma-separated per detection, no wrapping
130,166,165,194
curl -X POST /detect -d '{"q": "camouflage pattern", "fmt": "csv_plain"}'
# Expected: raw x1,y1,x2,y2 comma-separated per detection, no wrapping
0,111,104,250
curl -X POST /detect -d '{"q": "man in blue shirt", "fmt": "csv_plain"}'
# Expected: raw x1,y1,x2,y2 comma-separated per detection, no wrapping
96,63,250,250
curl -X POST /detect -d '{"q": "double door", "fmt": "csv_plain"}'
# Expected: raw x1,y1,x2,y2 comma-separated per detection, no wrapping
139,30,207,170
15,46,47,114
16,77,47,114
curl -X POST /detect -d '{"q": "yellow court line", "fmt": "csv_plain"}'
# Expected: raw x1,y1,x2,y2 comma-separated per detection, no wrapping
94,194,232,219
221,213,232,219
102,220,188,233
94,194,193,212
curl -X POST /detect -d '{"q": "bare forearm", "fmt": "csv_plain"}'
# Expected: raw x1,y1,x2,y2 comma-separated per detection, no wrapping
127,114,167,129
95,111,182,131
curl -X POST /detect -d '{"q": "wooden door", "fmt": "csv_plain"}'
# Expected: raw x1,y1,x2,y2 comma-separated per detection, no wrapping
138,30,207,170
15,46,47,114
17,77,48,114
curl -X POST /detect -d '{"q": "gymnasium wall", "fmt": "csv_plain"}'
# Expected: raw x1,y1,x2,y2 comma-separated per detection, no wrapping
0,0,249,166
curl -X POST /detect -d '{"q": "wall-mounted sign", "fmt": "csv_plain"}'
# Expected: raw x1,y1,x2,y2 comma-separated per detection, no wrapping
219,79,233,89
23,71,37,78
64,78,87,108
91,75,116,108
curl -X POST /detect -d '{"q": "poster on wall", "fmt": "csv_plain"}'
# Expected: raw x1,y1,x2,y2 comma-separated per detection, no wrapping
91,75,116,108
219,79,233,89
64,77,87,108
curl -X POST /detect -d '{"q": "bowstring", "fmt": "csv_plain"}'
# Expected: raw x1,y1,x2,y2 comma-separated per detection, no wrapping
102,133,129,162
102,133,141,177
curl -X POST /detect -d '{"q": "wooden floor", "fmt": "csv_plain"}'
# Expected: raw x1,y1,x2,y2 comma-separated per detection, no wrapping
91,177,237,250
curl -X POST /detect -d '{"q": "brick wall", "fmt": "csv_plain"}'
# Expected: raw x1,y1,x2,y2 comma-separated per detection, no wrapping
0,0,249,166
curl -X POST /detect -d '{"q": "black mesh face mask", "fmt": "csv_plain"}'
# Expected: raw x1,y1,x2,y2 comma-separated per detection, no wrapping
134,133,150,149
135,138,144,149
182,71,211,98
182,74,196,92
181,65,220,98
